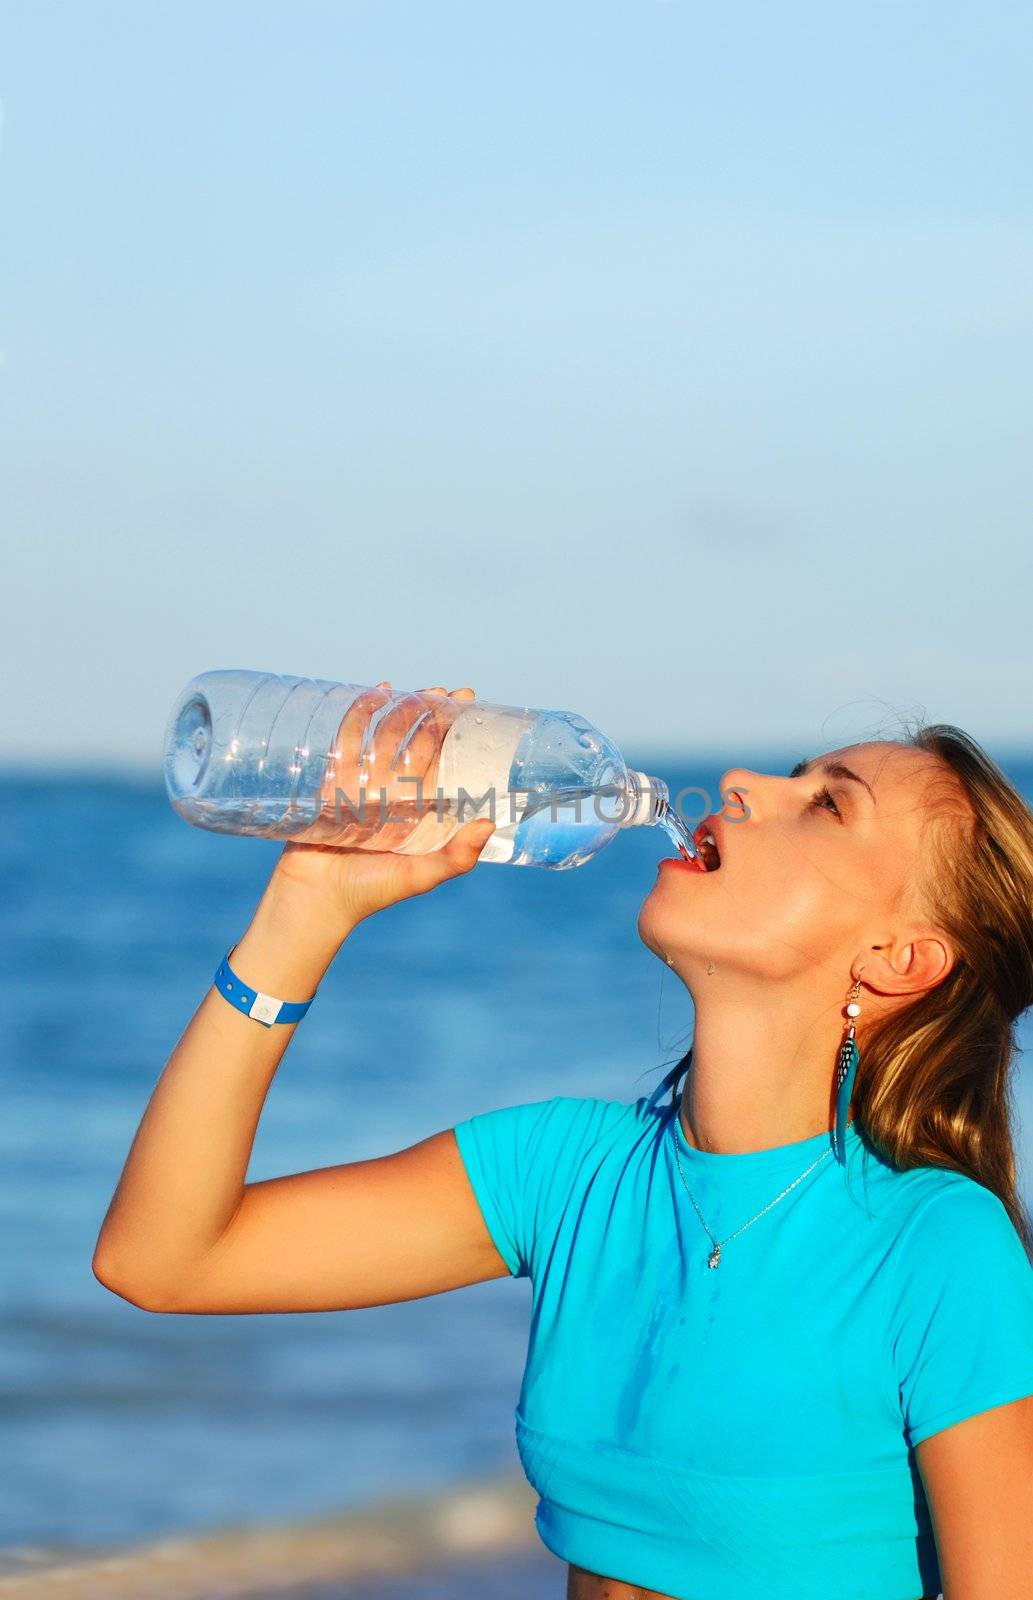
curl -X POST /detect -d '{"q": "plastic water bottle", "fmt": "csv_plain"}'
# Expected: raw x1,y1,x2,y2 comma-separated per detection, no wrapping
163,668,695,870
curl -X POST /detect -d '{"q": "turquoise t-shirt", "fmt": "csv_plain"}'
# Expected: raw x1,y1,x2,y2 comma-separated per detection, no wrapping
452,1077,1033,1600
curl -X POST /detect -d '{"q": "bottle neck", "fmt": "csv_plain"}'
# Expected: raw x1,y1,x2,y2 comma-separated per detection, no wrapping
621,771,670,828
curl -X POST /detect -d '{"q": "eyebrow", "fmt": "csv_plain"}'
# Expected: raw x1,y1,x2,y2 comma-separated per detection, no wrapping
788,756,877,806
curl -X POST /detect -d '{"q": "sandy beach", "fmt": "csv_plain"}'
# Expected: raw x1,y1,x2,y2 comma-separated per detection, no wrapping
0,1474,567,1599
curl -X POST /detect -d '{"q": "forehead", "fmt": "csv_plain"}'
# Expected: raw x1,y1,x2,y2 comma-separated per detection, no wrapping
810,740,967,827
818,741,940,792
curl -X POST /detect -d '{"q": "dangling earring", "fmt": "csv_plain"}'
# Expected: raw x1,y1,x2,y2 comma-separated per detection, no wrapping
833,969,864,1165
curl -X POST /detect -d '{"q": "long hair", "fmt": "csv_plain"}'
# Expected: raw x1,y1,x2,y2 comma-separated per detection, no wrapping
663,724,1033,1257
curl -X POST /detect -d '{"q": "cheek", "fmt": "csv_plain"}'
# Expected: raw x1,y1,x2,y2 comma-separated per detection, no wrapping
743,862,880,974
754,878,841,957
637,860,862,976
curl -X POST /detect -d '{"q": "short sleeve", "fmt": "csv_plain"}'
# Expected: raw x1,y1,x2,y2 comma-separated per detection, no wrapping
890,1178,1033,1448
451,1095,617,1280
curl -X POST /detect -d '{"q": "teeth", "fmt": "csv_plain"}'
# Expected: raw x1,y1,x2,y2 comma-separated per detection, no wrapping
695,830,721,871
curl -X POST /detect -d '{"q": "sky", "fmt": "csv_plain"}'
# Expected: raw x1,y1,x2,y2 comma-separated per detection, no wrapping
2,1,1031,774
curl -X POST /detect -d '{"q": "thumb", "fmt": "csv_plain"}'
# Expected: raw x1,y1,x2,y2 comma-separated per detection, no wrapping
443,816,498,873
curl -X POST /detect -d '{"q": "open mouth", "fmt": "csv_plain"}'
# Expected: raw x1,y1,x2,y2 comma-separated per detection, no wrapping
692,822,722,872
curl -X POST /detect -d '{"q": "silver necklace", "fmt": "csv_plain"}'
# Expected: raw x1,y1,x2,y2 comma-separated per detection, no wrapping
671,1111,832,1268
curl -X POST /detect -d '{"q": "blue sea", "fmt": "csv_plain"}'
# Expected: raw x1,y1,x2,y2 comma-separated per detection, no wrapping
2,755,1031,1583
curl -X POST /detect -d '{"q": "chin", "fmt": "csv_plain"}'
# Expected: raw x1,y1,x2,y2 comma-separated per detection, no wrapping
637,893,691,962
637,900,661,956
638,880,732,972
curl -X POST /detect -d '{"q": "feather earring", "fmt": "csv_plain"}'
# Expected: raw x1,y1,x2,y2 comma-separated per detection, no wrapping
833,971,864,1164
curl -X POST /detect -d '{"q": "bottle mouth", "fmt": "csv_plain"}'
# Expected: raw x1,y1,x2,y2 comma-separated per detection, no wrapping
621,771,670,827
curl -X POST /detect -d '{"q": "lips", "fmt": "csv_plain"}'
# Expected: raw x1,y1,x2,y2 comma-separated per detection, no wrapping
660,853,708,875
692,815,723,872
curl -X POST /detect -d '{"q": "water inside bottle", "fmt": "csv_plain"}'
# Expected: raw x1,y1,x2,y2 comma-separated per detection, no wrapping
517,783,701,863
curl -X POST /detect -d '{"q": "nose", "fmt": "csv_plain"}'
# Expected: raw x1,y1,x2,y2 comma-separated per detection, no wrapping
719,768,768,823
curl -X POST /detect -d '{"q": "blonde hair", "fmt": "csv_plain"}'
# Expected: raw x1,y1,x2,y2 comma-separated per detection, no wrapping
854,723,1033,1255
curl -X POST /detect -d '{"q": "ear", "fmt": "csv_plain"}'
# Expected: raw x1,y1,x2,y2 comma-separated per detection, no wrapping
862,932,955,998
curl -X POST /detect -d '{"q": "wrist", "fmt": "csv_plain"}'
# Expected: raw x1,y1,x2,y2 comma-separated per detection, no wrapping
265,858,363,942
231,874,354,1002
268,851,372,935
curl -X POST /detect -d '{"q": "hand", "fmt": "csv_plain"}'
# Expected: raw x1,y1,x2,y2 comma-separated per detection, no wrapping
271,684,496,932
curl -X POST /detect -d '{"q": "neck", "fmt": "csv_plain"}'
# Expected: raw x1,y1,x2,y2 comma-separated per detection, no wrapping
678,974,848,1155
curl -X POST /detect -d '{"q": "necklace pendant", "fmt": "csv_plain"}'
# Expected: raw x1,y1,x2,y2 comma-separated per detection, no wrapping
707,1245,721,1269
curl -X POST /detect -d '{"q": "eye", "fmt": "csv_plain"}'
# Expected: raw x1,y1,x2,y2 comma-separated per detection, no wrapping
809,784,841,817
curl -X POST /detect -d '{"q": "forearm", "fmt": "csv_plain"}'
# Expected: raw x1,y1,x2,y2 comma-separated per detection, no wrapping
92,865,354,1303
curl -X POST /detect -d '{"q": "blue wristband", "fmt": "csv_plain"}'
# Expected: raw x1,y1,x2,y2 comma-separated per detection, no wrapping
213,946,316,1027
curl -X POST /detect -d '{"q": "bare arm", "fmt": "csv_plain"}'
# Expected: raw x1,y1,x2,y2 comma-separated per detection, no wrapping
92,683,504,1314
918,1394,1033,1599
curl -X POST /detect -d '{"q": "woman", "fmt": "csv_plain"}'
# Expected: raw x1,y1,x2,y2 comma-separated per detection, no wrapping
93,686,1033,1600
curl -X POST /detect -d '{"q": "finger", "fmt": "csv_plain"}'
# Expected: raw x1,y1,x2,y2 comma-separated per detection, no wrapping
449,687,476,699
450,816,496,853
351,692,464,842
396,817,497,896
416,686,447,696
437,818,497,872
321,683,393,834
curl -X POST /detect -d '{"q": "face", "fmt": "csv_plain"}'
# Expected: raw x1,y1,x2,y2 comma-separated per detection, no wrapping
638,741,956,986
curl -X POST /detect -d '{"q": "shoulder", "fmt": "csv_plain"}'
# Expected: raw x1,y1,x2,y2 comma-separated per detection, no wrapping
846,1135,1029,1257
453,1092,640,1148
451,1091,663,1199
886,1165,1033,1345
450,1093,648,1193
894,1167,1030,1262
449,1093,656,1280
